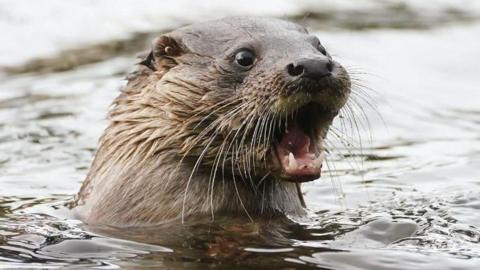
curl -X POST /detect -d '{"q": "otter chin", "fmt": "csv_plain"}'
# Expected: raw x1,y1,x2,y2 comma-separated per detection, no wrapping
73,17,351,226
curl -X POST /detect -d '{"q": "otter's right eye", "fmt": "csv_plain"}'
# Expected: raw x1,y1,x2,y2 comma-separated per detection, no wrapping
234,50,256,68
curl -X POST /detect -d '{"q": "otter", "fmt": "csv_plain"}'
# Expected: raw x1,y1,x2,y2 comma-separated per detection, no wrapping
73,17,351,227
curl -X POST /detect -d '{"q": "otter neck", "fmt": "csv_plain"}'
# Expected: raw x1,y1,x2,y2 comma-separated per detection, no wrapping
76,137,305,226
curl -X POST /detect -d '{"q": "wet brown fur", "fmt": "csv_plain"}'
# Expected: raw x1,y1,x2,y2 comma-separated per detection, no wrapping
74,17,350,227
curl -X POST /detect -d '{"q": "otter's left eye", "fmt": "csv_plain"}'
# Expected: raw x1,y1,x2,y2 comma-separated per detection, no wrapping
235,50,256,68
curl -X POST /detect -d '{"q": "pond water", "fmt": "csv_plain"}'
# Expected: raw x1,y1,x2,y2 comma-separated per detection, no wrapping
0,1,479,269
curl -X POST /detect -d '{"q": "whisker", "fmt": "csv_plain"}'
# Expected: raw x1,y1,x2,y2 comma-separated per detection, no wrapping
181,131,219,223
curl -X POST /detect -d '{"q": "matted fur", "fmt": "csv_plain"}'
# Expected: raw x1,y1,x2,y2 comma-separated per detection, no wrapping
74,17,350,227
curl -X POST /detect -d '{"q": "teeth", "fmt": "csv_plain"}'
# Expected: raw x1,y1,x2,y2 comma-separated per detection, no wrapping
283,151,325,171
288,152,297,169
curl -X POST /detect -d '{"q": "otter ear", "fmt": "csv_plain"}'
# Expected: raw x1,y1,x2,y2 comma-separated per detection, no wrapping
139,35,183,71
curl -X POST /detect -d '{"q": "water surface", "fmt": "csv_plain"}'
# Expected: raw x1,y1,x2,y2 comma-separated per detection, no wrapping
0,1,479,269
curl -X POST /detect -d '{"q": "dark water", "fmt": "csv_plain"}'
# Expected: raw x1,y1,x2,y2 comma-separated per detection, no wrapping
1,3,480,269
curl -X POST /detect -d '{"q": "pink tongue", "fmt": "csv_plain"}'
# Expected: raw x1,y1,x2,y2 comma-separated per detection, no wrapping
275,122,322,178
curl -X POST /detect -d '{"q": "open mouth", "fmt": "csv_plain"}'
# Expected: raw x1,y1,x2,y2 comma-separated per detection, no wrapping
274,103,327,183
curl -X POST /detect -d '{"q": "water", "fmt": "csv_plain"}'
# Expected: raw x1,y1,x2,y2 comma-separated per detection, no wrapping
1,1,480,269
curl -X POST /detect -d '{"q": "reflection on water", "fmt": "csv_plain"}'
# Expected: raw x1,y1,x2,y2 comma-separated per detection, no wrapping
1,193,479,269
1,1,480,269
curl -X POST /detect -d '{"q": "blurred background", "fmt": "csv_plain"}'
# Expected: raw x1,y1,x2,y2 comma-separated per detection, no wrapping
0,0,479,269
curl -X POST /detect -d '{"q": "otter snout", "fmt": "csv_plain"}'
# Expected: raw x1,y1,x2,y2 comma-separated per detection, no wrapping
286,57,333,80
276,53,348,105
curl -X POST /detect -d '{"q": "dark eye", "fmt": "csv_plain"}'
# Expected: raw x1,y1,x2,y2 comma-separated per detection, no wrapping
317,42,327,55
234,49,256,68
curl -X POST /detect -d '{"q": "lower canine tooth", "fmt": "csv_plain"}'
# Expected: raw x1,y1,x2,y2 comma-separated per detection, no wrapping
288,152,297,168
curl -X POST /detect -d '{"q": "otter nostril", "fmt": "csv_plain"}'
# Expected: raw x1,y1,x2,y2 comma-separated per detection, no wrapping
287,63,304,77
288,58,333,80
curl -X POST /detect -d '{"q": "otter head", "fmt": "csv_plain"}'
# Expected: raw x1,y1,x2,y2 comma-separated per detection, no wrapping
136,17,350,186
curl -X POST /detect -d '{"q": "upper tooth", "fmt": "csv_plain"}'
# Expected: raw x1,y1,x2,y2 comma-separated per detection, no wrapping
288,152,297,168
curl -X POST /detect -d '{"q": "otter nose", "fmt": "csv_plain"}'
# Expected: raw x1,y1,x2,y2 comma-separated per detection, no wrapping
286,58,333,80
